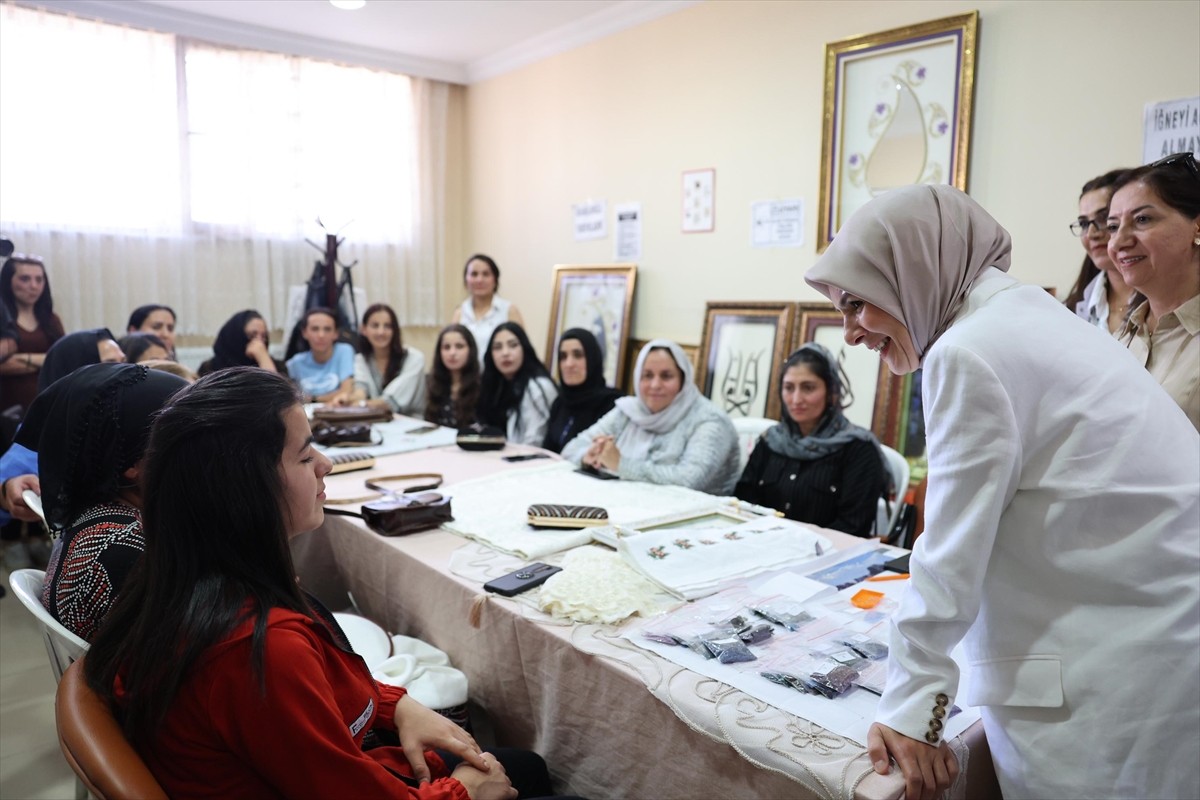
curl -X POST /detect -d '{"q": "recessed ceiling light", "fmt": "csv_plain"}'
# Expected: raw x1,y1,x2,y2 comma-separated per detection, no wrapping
329,0,366,9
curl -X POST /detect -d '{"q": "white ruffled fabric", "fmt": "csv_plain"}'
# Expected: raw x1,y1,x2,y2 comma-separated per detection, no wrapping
538,547,668,624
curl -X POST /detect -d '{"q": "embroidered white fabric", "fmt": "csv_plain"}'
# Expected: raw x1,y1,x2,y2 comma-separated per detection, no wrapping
441,461,723,559
537,546,669,624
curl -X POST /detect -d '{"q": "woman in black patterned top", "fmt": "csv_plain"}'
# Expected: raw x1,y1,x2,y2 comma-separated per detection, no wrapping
17,363,186,641
734,343,887,537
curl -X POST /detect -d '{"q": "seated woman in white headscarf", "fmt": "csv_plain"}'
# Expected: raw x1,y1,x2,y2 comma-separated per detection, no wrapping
805,183,1199,800
734,343,887,536
562,339,739,495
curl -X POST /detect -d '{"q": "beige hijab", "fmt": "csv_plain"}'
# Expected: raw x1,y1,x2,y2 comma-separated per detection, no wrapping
805,184,1012,359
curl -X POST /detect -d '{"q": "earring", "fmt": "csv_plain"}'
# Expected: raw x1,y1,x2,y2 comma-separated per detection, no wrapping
1194,232,1200,246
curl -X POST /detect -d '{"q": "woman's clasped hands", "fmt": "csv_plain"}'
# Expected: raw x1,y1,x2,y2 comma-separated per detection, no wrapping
582,434,620,472
393,694,516,799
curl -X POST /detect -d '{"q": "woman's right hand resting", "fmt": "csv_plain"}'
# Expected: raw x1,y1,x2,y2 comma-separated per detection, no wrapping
451,752,518,800
867,722,958,800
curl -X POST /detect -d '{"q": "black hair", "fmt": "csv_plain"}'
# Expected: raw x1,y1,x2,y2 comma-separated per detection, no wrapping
425,323,480,427
84,368,310,744
1063,169,1132,311
126,304,176,332
1111,156,1200,219
782,344,854,416
463,253,500,291
477,322,551,430
285,306,339,360
117,332,169,364
1108,156,1200,312
1,255,64,344
356,303,407,387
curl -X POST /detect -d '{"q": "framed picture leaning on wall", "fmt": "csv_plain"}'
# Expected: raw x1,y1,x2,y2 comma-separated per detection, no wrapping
817,11,979,252
696,302,797,421
795,302,905,448
546,264,637,390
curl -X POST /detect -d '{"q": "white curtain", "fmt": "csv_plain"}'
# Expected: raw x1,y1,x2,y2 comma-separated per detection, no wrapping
0,4,447,340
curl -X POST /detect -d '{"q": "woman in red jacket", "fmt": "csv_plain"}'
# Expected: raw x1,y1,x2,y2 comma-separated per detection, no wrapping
84,367,557,800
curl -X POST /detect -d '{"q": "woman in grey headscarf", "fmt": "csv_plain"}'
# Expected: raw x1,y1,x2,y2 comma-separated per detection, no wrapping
734,343,887,536
805,184,1199,800
561,339,739,495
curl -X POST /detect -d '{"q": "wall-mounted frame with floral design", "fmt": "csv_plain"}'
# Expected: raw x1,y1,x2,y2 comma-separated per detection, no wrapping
696,302,797,421
817,12,979,252
623,338,699,394
794,302,906,448
546,264,637,390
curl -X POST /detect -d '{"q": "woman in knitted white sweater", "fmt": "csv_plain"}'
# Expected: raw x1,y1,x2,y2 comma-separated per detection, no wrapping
562,339,739,495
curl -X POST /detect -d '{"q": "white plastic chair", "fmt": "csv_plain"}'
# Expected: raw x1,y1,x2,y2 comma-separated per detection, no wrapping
875,445,911,536
730,416,776,472
8,569,90,800
8,569,89,682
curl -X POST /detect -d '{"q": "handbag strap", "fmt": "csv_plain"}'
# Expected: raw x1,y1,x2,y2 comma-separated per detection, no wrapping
324,473,444,506
365,473,442,493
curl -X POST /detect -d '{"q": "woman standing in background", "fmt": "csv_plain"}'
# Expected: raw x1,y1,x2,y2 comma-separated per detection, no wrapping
0,254,64,412
1063,169,1135,334
451,254,524,365
1108,152,1200,430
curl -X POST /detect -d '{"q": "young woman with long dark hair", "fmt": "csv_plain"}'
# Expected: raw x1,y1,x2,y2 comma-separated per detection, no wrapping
477,322,556,445
352,303,426,416
85,367,558,799
425,323,481,429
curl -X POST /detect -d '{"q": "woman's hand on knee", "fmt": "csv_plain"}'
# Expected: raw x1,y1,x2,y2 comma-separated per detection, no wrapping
392,693,486,781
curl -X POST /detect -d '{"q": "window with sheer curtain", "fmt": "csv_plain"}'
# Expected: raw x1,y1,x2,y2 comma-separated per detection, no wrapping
0,3,446,337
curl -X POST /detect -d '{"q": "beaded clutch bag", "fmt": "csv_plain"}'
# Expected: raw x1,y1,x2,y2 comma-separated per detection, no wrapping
527,504,610,529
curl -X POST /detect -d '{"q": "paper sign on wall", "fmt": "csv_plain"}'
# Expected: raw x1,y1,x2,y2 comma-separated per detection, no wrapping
751,199,804,248
1143,96,1199,164
573,200,607,241
614,202,642,260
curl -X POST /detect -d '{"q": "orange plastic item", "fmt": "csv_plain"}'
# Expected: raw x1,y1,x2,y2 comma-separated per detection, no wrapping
850,589,885,609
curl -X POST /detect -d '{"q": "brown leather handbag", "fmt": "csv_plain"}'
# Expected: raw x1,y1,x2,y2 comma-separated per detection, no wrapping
324,474,452,536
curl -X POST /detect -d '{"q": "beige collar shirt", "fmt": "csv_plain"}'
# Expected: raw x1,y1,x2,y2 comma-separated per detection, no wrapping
1122,293,1200,431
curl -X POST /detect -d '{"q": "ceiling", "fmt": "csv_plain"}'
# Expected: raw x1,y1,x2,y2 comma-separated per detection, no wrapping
28,0,697,84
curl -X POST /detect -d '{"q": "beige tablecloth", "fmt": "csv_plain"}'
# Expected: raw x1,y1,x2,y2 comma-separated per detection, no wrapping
291,442,999,800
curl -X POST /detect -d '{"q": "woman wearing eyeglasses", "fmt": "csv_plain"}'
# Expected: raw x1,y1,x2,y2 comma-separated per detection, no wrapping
1107,152,1200,430
806,184,1199,800
1063,169,1136,334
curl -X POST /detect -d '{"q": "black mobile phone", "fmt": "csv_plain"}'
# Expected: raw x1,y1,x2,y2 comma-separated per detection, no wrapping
501,453,550,463
483,563,563,597
576,466,620,480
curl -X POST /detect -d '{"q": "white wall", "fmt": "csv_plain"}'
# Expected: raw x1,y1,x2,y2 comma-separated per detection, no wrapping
459,0,1200,354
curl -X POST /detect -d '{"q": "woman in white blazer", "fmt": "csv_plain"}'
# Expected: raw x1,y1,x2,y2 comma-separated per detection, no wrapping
806,184,1200,800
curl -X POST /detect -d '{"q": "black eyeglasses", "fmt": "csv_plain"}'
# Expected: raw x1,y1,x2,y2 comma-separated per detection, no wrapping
1069,216,1108,237
1150,151,1199,181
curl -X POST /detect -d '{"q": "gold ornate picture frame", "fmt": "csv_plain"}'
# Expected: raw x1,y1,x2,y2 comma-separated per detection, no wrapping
696,302,797,421
546,264,637,390
795,302,905,448
817,12,979,252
